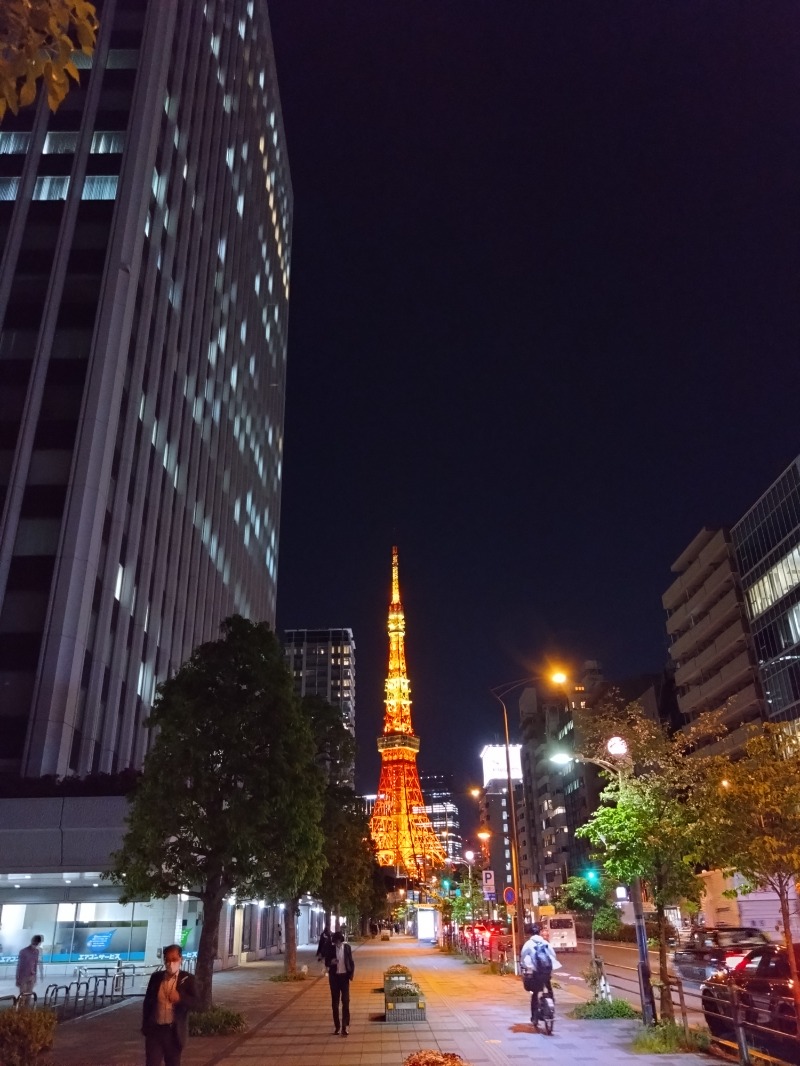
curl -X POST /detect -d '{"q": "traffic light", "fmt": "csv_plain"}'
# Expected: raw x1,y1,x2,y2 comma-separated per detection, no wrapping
586,869,599,883
441,879,450,892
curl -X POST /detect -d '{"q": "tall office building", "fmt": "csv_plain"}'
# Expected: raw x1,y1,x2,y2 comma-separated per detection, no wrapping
0,0,291,777
478,744,522,896
419,772,463,860
283,628,356,732
732,457,800,728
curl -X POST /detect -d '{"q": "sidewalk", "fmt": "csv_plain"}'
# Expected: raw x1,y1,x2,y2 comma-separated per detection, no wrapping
51,938,713,1066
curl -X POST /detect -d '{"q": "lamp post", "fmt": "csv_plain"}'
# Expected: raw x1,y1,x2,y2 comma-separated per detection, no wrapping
549,738,657,1026
489,682,528,975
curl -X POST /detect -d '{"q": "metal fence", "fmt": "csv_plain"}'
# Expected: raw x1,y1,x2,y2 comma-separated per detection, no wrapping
595,954,800,1066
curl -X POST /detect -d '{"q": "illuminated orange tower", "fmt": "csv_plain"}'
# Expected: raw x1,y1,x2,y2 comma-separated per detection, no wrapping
370,547,446,876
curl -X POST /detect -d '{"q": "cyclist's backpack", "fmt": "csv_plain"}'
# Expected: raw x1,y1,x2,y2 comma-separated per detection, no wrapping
531,940,553,978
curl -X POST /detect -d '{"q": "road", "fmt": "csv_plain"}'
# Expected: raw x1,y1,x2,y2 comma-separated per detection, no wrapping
557,939,707,1026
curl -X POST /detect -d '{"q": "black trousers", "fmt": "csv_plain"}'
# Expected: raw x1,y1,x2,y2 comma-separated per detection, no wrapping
329,972,350,1028
145,1024,183,1066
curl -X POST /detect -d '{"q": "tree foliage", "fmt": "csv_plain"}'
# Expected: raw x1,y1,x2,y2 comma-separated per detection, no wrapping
574,696,726,1020
0,0,98,121
107,616,324,1007
703,723,800,1020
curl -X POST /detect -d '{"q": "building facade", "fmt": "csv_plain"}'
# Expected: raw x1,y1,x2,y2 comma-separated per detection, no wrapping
419,772,463,861
732,457,800,728
283,628,355,732
0,0,291,778
477,744,522,903
663,528,763,752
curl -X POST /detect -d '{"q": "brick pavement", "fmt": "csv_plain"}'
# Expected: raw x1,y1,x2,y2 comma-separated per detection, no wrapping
50,937,713,1066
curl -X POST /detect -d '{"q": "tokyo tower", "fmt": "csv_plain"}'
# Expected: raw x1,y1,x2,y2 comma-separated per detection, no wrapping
370,547,446,876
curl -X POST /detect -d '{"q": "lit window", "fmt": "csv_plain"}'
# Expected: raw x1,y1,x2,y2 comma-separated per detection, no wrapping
115,564,124,601
0,132,32,154
33,176,70,200
82,175,118,200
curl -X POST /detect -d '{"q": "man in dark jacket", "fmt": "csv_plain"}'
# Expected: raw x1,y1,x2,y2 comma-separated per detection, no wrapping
324,930,355,1035
142,944,200,1066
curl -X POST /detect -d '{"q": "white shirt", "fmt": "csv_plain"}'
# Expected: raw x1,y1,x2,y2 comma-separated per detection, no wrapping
334,942,346,973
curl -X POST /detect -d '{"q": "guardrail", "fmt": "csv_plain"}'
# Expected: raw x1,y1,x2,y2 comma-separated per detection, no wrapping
594,953,800,1066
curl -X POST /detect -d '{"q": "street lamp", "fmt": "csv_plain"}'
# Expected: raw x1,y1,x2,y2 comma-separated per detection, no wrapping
548,734,657,1026
489,681,529,975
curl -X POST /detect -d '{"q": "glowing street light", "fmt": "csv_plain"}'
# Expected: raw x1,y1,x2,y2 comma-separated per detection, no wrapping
551,670,568,685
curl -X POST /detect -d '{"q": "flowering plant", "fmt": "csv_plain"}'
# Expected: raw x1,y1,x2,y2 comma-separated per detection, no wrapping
386,964,412,975
386,982,421,1000
402,1052,469,1066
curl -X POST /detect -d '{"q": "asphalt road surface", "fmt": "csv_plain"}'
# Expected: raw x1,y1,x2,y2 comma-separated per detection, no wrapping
559,939,707,1027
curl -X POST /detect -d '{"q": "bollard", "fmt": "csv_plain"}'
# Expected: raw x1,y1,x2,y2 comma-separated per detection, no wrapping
731,984,752,1066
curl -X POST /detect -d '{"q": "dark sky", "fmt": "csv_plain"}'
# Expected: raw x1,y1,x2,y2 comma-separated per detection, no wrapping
267,1,800,802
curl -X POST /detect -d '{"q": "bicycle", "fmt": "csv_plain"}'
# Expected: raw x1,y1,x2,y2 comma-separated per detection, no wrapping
531,985,555,1034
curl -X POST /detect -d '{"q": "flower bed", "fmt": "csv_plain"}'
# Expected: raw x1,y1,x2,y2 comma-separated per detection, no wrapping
403,1052,470,1066
386,982,426,1024
384,964,413,993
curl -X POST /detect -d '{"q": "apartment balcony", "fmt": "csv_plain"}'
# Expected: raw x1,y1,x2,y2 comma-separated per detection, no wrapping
666,556,736,637
674,620,749,687
669,587,742,662
663,529,730,612
678,649,757,717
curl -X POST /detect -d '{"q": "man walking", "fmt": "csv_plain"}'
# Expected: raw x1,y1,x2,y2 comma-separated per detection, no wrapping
325,930,354,1036
142,944,200,1066
15,934,44,1006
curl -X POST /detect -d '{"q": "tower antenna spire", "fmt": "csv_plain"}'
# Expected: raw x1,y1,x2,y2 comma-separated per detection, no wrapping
370,548,445,876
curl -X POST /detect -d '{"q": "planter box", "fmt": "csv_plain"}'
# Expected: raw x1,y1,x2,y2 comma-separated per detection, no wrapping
384,971,412,994
385,999,426,1024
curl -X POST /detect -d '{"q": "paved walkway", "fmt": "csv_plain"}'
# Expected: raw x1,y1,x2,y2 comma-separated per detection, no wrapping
51,938,712,1066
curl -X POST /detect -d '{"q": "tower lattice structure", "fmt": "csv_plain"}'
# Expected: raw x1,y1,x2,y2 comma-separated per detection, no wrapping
370,547,446,876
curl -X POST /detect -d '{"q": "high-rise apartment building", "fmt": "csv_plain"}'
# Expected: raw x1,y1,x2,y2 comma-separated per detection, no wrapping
663,529,763,752
283,628,356,732
732,457,800,728
0,0,291,777
419,772,463,860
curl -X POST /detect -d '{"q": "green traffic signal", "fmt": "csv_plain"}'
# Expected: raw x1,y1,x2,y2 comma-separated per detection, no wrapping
586,869,599,882
442,879,450,891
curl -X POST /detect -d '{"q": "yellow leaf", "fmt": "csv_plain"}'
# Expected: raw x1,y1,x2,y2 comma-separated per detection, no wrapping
19,76,37,108
0,98,7,122
65,61,80,82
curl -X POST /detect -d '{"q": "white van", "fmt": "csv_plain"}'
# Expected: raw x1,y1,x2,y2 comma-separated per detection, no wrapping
542,914,577,952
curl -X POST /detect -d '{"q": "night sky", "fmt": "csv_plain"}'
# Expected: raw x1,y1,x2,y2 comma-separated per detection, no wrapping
267,1,800,806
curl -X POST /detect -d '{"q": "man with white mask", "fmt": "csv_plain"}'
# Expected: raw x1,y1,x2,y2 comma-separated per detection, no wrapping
142,944,200,1066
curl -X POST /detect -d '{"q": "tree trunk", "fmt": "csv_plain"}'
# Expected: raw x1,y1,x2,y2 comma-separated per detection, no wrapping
283,896,299,975
777,881,800,1029
590,919,596,963
656,901,674,1023
195,891,225,1010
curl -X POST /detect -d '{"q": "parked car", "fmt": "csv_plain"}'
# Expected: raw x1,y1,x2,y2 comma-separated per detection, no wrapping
672,927,770,983
701,943,800,1064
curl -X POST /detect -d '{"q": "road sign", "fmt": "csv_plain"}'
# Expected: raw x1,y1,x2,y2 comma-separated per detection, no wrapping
484,891,496,901
506,904,516,916
482,869,495,890
503,886,516,906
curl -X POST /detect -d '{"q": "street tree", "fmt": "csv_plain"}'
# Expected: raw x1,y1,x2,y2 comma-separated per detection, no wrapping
703,724,800,1022
0,0,98,120
558,873,614,961
279,696,374,971
107,616,324,1008
575,696,726,1021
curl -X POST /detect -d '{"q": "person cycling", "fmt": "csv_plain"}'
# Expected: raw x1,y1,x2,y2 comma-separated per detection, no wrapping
520,923,557,1026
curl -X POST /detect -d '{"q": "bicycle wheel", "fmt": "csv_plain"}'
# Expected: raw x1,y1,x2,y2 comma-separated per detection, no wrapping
542,996,554,1035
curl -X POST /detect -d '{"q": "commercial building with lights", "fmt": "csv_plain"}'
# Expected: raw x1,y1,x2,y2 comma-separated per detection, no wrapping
284,628,355,733
732,457,800,729
419,772,463,860
0,0,300,972
477,744,522,903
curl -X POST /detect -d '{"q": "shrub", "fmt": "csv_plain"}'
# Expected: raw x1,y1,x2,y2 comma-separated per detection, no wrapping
570,999,640,1019
188,1006,247,1036
593,905,623,937
630,1021,711,1054
386,964,412,975
574,919,676,944
0,1009,57,1066
268,971,307,982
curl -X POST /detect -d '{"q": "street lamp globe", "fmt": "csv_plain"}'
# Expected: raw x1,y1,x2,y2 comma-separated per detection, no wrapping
551,671,568,685
606,736,628,757
464,849,474,862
